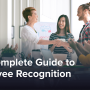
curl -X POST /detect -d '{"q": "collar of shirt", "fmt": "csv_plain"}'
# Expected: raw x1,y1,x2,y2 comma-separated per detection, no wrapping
82,20,90,29
84,20,90,26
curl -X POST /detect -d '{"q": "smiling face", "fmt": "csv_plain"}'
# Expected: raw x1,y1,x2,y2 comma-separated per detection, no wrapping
77,6,85,21
28,10,38,23
58,17,66,30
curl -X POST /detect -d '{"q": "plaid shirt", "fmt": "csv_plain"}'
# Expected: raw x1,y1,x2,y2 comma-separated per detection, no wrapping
77,21,90,45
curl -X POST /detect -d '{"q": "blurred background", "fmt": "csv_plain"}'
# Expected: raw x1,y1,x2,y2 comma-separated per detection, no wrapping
0,0,90,53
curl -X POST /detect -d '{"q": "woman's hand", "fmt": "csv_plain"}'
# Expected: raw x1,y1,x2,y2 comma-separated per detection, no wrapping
49,39,62,52
53,39,62,47
64,46,72,53
54,39,70,47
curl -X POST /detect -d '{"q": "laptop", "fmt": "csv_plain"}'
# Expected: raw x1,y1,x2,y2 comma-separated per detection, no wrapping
40,49,55,61
40,49,56,67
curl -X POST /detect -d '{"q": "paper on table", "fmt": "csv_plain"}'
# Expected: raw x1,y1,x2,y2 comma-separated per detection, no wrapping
53,54,67,61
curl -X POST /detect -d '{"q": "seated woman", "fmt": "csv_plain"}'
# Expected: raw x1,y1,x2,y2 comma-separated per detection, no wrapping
21,7,60,59
68,39,90,66
48,15,74,60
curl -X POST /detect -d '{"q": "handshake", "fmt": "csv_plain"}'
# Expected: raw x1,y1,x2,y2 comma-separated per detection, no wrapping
53,39,72,53
53,39,66,47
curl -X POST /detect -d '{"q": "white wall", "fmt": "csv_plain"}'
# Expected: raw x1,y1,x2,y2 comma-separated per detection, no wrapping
56,0,71,23
40,0,71,23
0,0,1,50
0,0,71,53
13,0,34,53
0,0,12,50
40,0,57,22
0,0,34,53
71,0,90,41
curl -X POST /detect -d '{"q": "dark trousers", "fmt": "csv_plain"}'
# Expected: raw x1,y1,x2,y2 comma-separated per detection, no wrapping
76,58,82,65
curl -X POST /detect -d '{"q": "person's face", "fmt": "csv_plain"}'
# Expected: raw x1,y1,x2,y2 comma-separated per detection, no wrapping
77,6,85,21
29,10,38,23
58,17,66,30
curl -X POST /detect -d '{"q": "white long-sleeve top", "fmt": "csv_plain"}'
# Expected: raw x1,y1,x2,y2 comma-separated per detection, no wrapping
21,25,40,58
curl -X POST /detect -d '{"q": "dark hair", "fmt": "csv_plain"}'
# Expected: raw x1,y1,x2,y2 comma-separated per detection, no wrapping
80,2,90,14
22,7,36,22
56,14,71,37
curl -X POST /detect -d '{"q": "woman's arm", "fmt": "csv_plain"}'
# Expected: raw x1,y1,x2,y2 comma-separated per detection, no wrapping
61,41,70,47
38,39,60,52
55,40,72,52
56,34,74,48
49,45,56,52
63,46,72,53
48,39,71,52
49,41,71,52
48,33,57,52
37,39,60,45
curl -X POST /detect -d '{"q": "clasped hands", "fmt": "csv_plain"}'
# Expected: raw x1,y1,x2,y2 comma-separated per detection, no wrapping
54,39,72,52
54,39,64,47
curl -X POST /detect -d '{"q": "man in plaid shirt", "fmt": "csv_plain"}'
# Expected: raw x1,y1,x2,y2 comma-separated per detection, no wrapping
76,2,90,65
77,3,90,45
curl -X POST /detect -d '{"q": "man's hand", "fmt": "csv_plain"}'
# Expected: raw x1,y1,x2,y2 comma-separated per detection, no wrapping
76,42,84,51
87,40,90,44
68,38,77,50
84,40,90,52
75,40,90,55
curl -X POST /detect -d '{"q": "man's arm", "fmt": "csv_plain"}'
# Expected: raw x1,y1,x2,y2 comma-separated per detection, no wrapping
68,39,82,57
68,39,89,56
76,42,90,56
73,47,82,58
